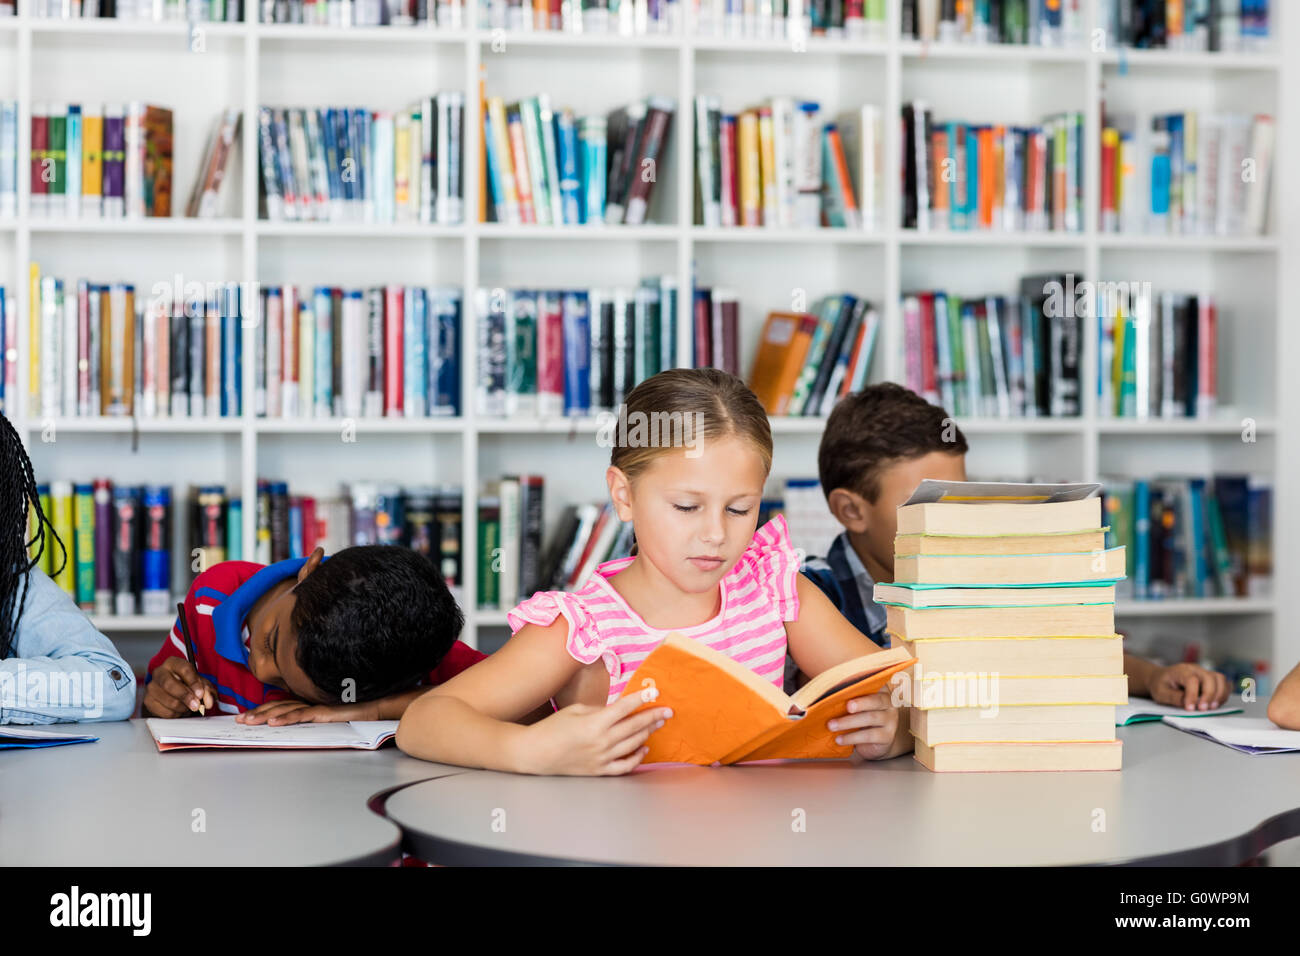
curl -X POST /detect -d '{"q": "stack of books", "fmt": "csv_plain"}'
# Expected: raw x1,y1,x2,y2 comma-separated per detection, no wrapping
877,479,1128,772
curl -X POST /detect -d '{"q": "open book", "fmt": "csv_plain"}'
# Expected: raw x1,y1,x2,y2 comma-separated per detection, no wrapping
146,716,399,752
1116,697,1243,726
620,632,916,765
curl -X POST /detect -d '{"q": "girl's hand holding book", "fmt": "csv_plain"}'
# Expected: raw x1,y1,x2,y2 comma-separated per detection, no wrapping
516,690,673,776
828,689,901,761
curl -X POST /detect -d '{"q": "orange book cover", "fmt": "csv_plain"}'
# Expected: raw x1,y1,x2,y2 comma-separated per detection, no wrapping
620,632,916,765
978,127,994,228
748,311,815,415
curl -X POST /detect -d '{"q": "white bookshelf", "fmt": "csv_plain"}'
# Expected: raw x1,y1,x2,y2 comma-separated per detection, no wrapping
1,1,1295,674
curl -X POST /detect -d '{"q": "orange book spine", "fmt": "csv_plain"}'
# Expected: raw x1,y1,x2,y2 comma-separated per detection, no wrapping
826,126,858,227
978,127,994,228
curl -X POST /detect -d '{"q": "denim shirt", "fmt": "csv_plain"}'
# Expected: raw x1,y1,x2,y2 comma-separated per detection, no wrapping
2,566,137,724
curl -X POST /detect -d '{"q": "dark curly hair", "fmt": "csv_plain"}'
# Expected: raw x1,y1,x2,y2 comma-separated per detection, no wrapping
292,545,464,702
817,383,968,503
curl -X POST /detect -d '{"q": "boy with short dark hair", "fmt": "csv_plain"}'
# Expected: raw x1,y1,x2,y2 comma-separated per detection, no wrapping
144,545,484,724
800,382,1230,712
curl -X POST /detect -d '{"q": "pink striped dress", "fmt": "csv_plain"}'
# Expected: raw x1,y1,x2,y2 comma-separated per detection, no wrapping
506,515,802,705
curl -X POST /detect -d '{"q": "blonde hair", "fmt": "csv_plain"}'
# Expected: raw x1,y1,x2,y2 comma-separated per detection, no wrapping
611,369,773,555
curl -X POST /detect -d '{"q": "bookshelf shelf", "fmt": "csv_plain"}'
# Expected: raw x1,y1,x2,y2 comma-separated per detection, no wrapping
90,613,177,632
4,2,1293,673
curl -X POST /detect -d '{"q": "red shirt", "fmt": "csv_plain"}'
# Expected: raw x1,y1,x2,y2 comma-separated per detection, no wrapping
146,557,485,714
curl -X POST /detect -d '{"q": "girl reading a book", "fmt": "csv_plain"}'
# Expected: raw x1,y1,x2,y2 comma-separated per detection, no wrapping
0,413,136,723
397,368,908,774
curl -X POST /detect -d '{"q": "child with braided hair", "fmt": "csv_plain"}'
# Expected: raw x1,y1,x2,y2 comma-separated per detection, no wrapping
0,413,135,723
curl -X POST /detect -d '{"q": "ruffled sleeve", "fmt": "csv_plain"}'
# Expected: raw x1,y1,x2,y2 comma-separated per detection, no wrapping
741,514,802,623
506,590,607,666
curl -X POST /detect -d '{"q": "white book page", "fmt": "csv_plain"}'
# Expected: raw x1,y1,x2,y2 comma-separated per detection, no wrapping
147,716,397,748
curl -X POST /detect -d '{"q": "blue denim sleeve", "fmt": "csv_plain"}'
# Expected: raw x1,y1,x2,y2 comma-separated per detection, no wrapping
1,567,137,724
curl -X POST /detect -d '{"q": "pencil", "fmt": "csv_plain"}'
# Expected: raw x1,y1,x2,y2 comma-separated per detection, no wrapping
175,602,206,716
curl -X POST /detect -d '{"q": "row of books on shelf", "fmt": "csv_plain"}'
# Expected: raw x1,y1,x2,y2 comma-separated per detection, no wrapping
482,94,673,226
1099,0,1273,52
900,278,1081,419
902,104,1084,233
1097,287,1217,419
904,0,1272,51
12,0,1279,53
1102,474,1271,601
27,478,466,613
476,280,676,415
1100,110,1274,237
694,98,881,230
14,271,244,419
259,100,465,224
254,284,462,418
904,0,1081,46
24,0,243,19
15,103,238,220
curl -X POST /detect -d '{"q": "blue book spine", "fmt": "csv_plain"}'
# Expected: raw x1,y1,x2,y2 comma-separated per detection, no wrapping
333,109,353,210
289,498,304,559
320,108,341,212
0,286,6,412
556,110,582,225
0,102,17,216
353,108,372,218
965,126,979,222
1188,478,1209,598
313,286,332,416
580,121,606,225
482,111,505,222
227,498,242,561
561,291,591,415
1134,479,1151,599
1167,114,1183,220
273,110,297,212
221,285,240,417
141,485,170,604
429,289,460,416
404,286,427,416
66,106,81,215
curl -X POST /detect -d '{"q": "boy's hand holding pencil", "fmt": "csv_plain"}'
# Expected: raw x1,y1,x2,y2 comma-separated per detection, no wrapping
142,657,217,719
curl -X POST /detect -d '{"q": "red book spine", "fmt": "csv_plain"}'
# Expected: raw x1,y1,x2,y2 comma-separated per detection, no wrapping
693,292,712,368
918,292,937,402
1100,136,1116,227
31,113,48,206
719,116,737,228
1198,297,1216,417
720,299,739,377
301,496,318,554
537,296,565,402
384,285,404,416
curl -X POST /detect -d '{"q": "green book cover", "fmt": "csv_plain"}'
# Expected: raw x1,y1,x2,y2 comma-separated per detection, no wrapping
506,292,537,403
35,488,52,576
947,294,965,417
73,484,96,609
976,306,995,409
520,98,553,226
48,111,67,200
478,504,500,609
1119,314,1137,416
1205,483,1235,598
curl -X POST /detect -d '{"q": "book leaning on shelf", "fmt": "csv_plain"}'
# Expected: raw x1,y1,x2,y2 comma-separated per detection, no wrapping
482,0,679,32
254,284,462,419
265,0,466,26
32,0,244,20
692,0,886,40
903,0,1084,46
744,293,880,416
694,96,882,231
1102,475,1271,601
899,273,1082,419
29,103,187,219
26,268,244,419
482,94,674,226
258,98,465,224
1100,110,1274,237
901,103,1084,233
1095,285,1219,419
1098,0,1273,53
474,280,676,418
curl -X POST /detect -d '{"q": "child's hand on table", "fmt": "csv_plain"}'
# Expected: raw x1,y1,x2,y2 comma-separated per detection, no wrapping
143,657,216,717
1146,662,1232,711
237,700,373,726
516,690,673,776
828,688,900,761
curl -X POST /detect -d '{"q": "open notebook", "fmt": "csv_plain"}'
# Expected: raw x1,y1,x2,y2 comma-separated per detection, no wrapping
0,726,99,750
1161,715,1300,755
1116,697,1243,725
146,716,399,752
